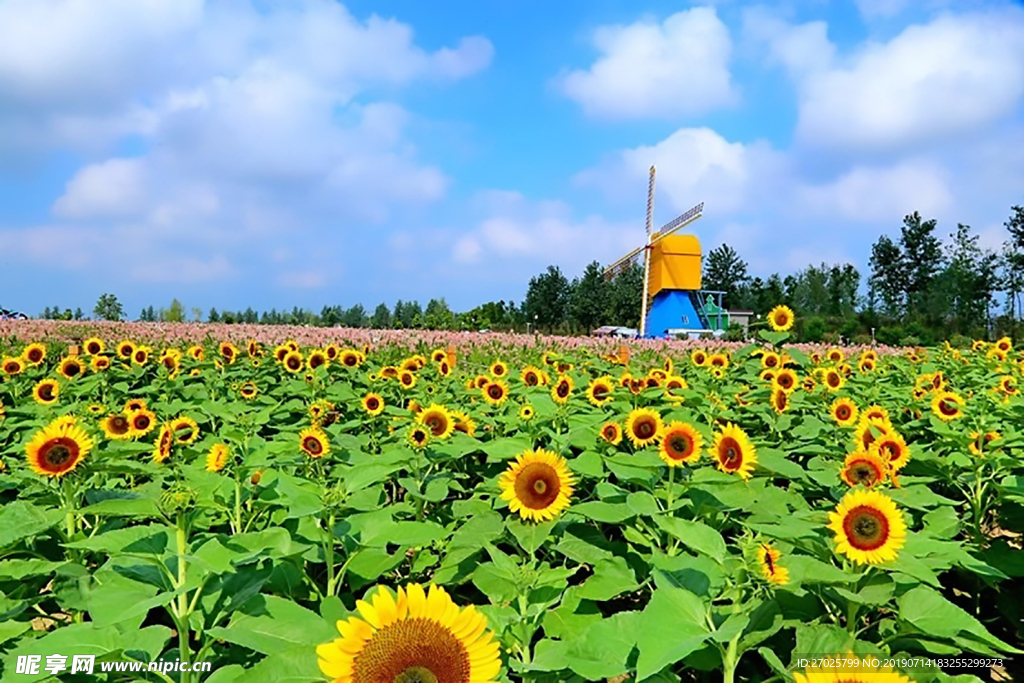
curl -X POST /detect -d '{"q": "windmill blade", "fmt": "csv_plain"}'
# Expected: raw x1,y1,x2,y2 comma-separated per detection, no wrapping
645,165,656,236
653,202,704,238
603,242,649,280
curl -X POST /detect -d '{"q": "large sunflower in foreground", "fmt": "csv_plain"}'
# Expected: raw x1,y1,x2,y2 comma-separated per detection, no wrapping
931,390,965,421
624,408,663,449
58,357,86,380
794,654,912,683
585,376,614,407
300,427,330,458
550,375,574,404
482,380,509,406
712,423,757,480
32,379,60,405
499,449,574,522
316,583,500,683
658,421,702,466
100,413,134,440
22,343,47,365
767,304,795,332
840,450,888,488
362,393,385,416
26,420,93,478
828,489,907,565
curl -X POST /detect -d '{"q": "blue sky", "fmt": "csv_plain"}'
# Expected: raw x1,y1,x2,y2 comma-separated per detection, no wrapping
1,0,1023,318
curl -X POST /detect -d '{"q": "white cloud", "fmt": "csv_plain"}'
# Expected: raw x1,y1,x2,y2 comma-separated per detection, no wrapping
748,8,1024,151
128,255,236,284
53,158,149,219
556,7,737,119
277,271,330,288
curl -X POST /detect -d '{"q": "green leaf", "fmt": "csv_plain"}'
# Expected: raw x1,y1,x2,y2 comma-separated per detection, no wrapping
506,518,555,555
635,586,710,680
897,586,1023,654
0,621,30,646
0,559,67,580
655,517,727,564
755,448,808,481
66,524,169,555
570,450,604,478
0,502,65,549
79,497,160,518
576,556,639,601
571,501,635,523
627,491,660,516
233,645,324,683
562,610,640,680
207,595,336,655
471,563,518,604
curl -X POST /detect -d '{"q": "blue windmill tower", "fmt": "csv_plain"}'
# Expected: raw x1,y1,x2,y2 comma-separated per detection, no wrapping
603,166,728,338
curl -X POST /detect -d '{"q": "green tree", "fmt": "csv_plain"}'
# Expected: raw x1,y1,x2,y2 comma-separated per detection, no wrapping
523,266,571,331
899,212,943,318
371,303,392,329
703,244,749,308
1002,205,1024,322
869,235,904,317
425,298,455,330
605,261,644,329
569,261,608,332
93,293,124,321
163,299,186,323
941,224,1000,335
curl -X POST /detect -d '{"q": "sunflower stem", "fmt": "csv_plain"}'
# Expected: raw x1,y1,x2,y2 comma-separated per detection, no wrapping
233,477,242,535
175,510,193,682
666,465,676,513
325,511,337,597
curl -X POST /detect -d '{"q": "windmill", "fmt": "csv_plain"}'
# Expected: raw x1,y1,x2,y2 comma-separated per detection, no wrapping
604,166,725,338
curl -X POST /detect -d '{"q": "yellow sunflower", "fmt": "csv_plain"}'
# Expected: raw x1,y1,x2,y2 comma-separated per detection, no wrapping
407,425,431,450
206,443,230,473
316,583,500,683
299,427,330,458
855,416,892,453
585,376,615,406
550,375,574,404
100,413,134,440
489,360,508,378
862,404,890,423
518,404,535,421
658,421,702,467
840,451,888,488
131,346,151,366
169,416,200,445
757,543,789,586
283,351,305,373
931,391,964,421
452,410,478,437
760,351,781,369
418,404,455,440
858,357,876,373
499,449,574,522
599,422,623,445
772,368,798,393
869,430,911,472
308,350,328,371
770,387,789,414
828,489,907,565
482,380,509,406
58,357,86,380
152,424,174,464
829,397,858,427
398,370,417,390
116,340,135,359
240,381,259,400
26,420,93,478
767,304,795,332
712,423,757,480
822,368,844,392
124,398,148,413
129,409,157,438
624,408,663,449
83,338,105,356
520,366,543,386
32,379,60,405
969,430,1001,457
21,343,47,365
362,393,385,416
340,350,363,368
188,345,205,361
219,342,238,363
690,349,708,366
794,654,912,683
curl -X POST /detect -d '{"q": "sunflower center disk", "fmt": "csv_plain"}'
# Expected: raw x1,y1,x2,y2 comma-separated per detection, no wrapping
43,442,74,468
849,464,876,484
719,438,741,468
351,618,470,683
515,463,560,510
843,506,890,551
668,436,692,460
304,437,323,454
636,420,655,439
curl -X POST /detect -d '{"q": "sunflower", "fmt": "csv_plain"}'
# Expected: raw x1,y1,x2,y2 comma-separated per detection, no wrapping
858,358,876,373
658,421,702,466
931,391,965,421
772,368,798,393
624,408,663,449
499,449,574,522
828,489,907,565
58,357,86,380
407,425,431,450
664,376,688,403
124,398,148,413
759,369,776,383
169,416,200,445
316,583,500,683
518,404,535,421
757,543,789,586
418,404,455,440
599,421,623,445
206,444,230,473
585,376,614,406
550,375,574,404
283,351,304,373
822,368,844,391
309,400,335,422
239,381,259,400
855,416,892,452
998,375,1018,395
308,350,328,371
152,424,174,464
969,431,1001,457
541,351,557,366
451,410,477,437
398,370,417,390
188,345,205,361
690,349,708,366
489,360,508,378
129,409,157,438
862,404,890,423
869,431,911,472
520,366,542,386
116,340,135,359
793,654,912,683
995,336,1013,352
160,354,181,376
130,346,151,366
100,413,134,440
802,376,817,392
82,338,105,356
826,348,844,363
829,397,858,426
767,305,795,332
219,342,238,363
26,420,93,478
760,351,781,369
362,393,385,416
712,423,757,480
437,361,452,377
770,387,789,414
708,353,729,369
299,427,330,458
840,451,888,488
21,343,47,365
87,403,105,415
482,380,509,406
340,350,362,368
430,349,446,364
32,379,60,405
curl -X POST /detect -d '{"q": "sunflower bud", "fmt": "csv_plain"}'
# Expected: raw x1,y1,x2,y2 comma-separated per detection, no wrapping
322,484,347,509
250,470,263,485
159,485,196,514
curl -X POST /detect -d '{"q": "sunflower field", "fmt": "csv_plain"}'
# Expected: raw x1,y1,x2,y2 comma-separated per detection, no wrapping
0,319,1022,683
